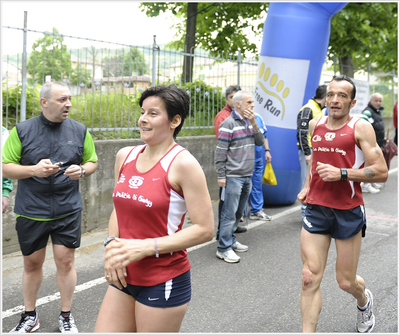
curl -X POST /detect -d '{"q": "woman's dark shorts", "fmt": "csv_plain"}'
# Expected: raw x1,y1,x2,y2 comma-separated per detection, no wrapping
112,270,191,308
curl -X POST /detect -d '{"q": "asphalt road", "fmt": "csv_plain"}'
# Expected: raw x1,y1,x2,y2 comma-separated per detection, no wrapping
2,157,398,333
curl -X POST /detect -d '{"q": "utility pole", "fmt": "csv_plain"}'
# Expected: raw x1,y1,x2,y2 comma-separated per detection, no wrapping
21,11,28,121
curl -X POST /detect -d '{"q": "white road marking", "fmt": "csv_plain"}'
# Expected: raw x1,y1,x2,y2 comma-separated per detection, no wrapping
3,166,397,319
2,278,106,318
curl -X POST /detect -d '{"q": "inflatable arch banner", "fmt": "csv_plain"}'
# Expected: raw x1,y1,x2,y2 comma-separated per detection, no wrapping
254,2,347,205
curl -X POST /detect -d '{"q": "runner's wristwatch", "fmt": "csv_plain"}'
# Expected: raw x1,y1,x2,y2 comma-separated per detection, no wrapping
104,237,115,247
80,165,86,178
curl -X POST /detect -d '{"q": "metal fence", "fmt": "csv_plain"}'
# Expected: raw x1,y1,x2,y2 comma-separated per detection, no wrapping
2,25,258,139
2,25,398,139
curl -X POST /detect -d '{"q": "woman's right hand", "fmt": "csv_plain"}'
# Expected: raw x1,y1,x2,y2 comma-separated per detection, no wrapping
104,258,127,289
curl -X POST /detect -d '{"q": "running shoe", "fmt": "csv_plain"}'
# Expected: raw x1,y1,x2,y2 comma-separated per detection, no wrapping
232,241,249,252
249,210,272,221
59,313,78,333
361,183,380,194
216,249,240,263
356,289,375,333
9,312,40,333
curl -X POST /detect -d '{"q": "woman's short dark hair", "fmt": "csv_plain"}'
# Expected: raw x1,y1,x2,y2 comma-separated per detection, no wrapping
139,85,190,139
331,75,357,100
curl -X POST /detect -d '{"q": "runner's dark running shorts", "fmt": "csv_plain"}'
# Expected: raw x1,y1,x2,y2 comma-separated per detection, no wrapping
303,204,366,239
16,212,82,256
112,270,191,308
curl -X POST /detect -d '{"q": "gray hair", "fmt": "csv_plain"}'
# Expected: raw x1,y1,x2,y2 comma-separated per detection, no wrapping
232,90,252,107
40,81,68,100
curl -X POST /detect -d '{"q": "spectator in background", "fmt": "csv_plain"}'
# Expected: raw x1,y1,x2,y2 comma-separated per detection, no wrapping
296,85,327,218
249,113,272,221
361,93,385,193
215,91,264,263
393,101,398,146
213,85,247,238
214,85,241,139
2,126,13,213
3,81,98,333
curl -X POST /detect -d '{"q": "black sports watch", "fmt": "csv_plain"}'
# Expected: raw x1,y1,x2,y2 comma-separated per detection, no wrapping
80,165,86,178
103,236,116,247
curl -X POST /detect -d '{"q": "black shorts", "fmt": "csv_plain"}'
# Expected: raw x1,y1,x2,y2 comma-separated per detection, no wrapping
303,204,366,239
112,270,191,308
16,212,81,256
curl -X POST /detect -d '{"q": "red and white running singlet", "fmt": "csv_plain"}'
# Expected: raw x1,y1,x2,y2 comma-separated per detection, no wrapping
307,116,365,210
113,144,191,286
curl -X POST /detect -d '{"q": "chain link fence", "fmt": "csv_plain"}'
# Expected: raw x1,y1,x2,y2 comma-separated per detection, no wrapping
2,26,397,139
2,26,258,139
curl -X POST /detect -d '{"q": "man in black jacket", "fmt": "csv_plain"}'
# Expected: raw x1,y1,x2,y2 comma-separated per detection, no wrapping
361,93,385,193
362,93,385,147
3,81,98,333
296,85,327,218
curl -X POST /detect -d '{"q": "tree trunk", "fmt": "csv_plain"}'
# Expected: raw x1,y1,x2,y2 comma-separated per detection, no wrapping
182,3,197,84
338,54,355,78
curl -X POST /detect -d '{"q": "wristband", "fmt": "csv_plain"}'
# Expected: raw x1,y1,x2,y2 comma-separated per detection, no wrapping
154,238,159,258
265,148,270,152
340,168,348,181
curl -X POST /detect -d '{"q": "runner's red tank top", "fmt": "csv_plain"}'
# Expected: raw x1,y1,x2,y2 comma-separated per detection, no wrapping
307,116,365,210
113,144,191,286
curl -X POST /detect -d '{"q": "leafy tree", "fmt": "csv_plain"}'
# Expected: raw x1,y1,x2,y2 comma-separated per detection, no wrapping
102,52,125,77
140,2,397,79
123,48,148,76
140,2,268,82
102,48,148,78
2,83,41,128
27,28,71,85
329,2,398,78
27,28,91,86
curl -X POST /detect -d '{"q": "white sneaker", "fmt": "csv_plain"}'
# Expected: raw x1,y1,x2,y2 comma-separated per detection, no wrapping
232,241,249,252
9,313,40,333
249,210,272,221
356,289,375,333
372,183,384,189
59,313,78,333
216,249,240,263
361,183,380,194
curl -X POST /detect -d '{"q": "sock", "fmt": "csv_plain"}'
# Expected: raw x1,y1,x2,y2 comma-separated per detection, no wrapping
24,310,36,317
357,300,369,311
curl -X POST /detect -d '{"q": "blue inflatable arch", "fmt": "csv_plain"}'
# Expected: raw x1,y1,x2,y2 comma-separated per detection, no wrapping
254,2,347,205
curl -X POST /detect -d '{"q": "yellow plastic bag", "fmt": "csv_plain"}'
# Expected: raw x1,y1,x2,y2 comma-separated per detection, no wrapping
262,162,277,185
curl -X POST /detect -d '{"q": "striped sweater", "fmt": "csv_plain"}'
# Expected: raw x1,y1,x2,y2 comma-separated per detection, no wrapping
215,110,264,179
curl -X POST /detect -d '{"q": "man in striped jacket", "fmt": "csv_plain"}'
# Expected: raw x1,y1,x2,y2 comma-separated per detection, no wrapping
214,90,264,263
